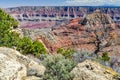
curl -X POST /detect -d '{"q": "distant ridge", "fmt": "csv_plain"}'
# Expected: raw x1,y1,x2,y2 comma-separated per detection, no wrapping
4,6,120,9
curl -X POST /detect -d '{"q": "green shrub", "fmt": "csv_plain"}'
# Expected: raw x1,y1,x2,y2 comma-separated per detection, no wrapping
57,48,63,54
42,54,76,80
31,40,46,56
16,37,33,54
57,48,75,58
101,52,110,62
91,52,110,66
0,9,19,47
0,9,46,55
0,32,20,47
15,37,47,55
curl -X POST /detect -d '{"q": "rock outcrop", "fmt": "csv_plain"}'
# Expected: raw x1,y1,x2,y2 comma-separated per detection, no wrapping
0,53,26,80
71,60,120,80
80,10,117,54
0,47,45,80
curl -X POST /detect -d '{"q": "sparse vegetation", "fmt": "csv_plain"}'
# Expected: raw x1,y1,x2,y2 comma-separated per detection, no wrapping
57,48,75,58
92,52,110,66
42,54,76,80
72,49,91,63
101,52,110,62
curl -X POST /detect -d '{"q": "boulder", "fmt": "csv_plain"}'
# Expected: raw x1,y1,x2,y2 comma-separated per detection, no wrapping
0,47,46,80
71,60,120,80
0,53,26,80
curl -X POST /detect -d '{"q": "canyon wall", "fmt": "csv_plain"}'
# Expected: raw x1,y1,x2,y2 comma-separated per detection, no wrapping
4,6,120,28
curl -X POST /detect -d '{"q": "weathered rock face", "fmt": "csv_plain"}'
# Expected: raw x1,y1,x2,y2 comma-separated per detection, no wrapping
81,10,114,28
0,47,45,80
4,6,120,22
26,76,42,80
71,60,120,80
0,53,26,80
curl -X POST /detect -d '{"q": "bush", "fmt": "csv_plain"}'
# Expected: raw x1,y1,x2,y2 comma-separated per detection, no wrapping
32,40,46,56
16,37,33,54
15,37,46,55
92,52,110,66
101,52,110,62
72,49,91,63
0,9,46,55
110,56,118,68
109,56,120,73
0,9,18,45
42,54,76,80
57,48,75,58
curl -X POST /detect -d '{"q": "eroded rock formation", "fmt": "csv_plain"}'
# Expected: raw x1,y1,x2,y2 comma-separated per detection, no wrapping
71,60,120,80
50,10,116,53
4,6,120,28
0,47,45,80
21,11,118,54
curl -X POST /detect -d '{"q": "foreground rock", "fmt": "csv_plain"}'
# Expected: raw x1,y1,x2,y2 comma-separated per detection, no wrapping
0,53,26,80
26,76,42,80
0,47,45,80
71,60,120,80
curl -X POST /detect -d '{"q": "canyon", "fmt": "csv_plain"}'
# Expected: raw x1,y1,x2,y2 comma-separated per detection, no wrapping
1,6,120,80
4,6,120,28
0,6,120,80
4,6,120,55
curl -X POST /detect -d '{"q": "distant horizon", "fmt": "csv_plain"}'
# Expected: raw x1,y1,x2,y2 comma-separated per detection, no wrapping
0,0,120,8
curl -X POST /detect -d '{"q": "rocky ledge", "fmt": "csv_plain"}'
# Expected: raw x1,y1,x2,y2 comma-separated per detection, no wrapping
71,60,120,80
0,47,45,80
0,47,120,80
